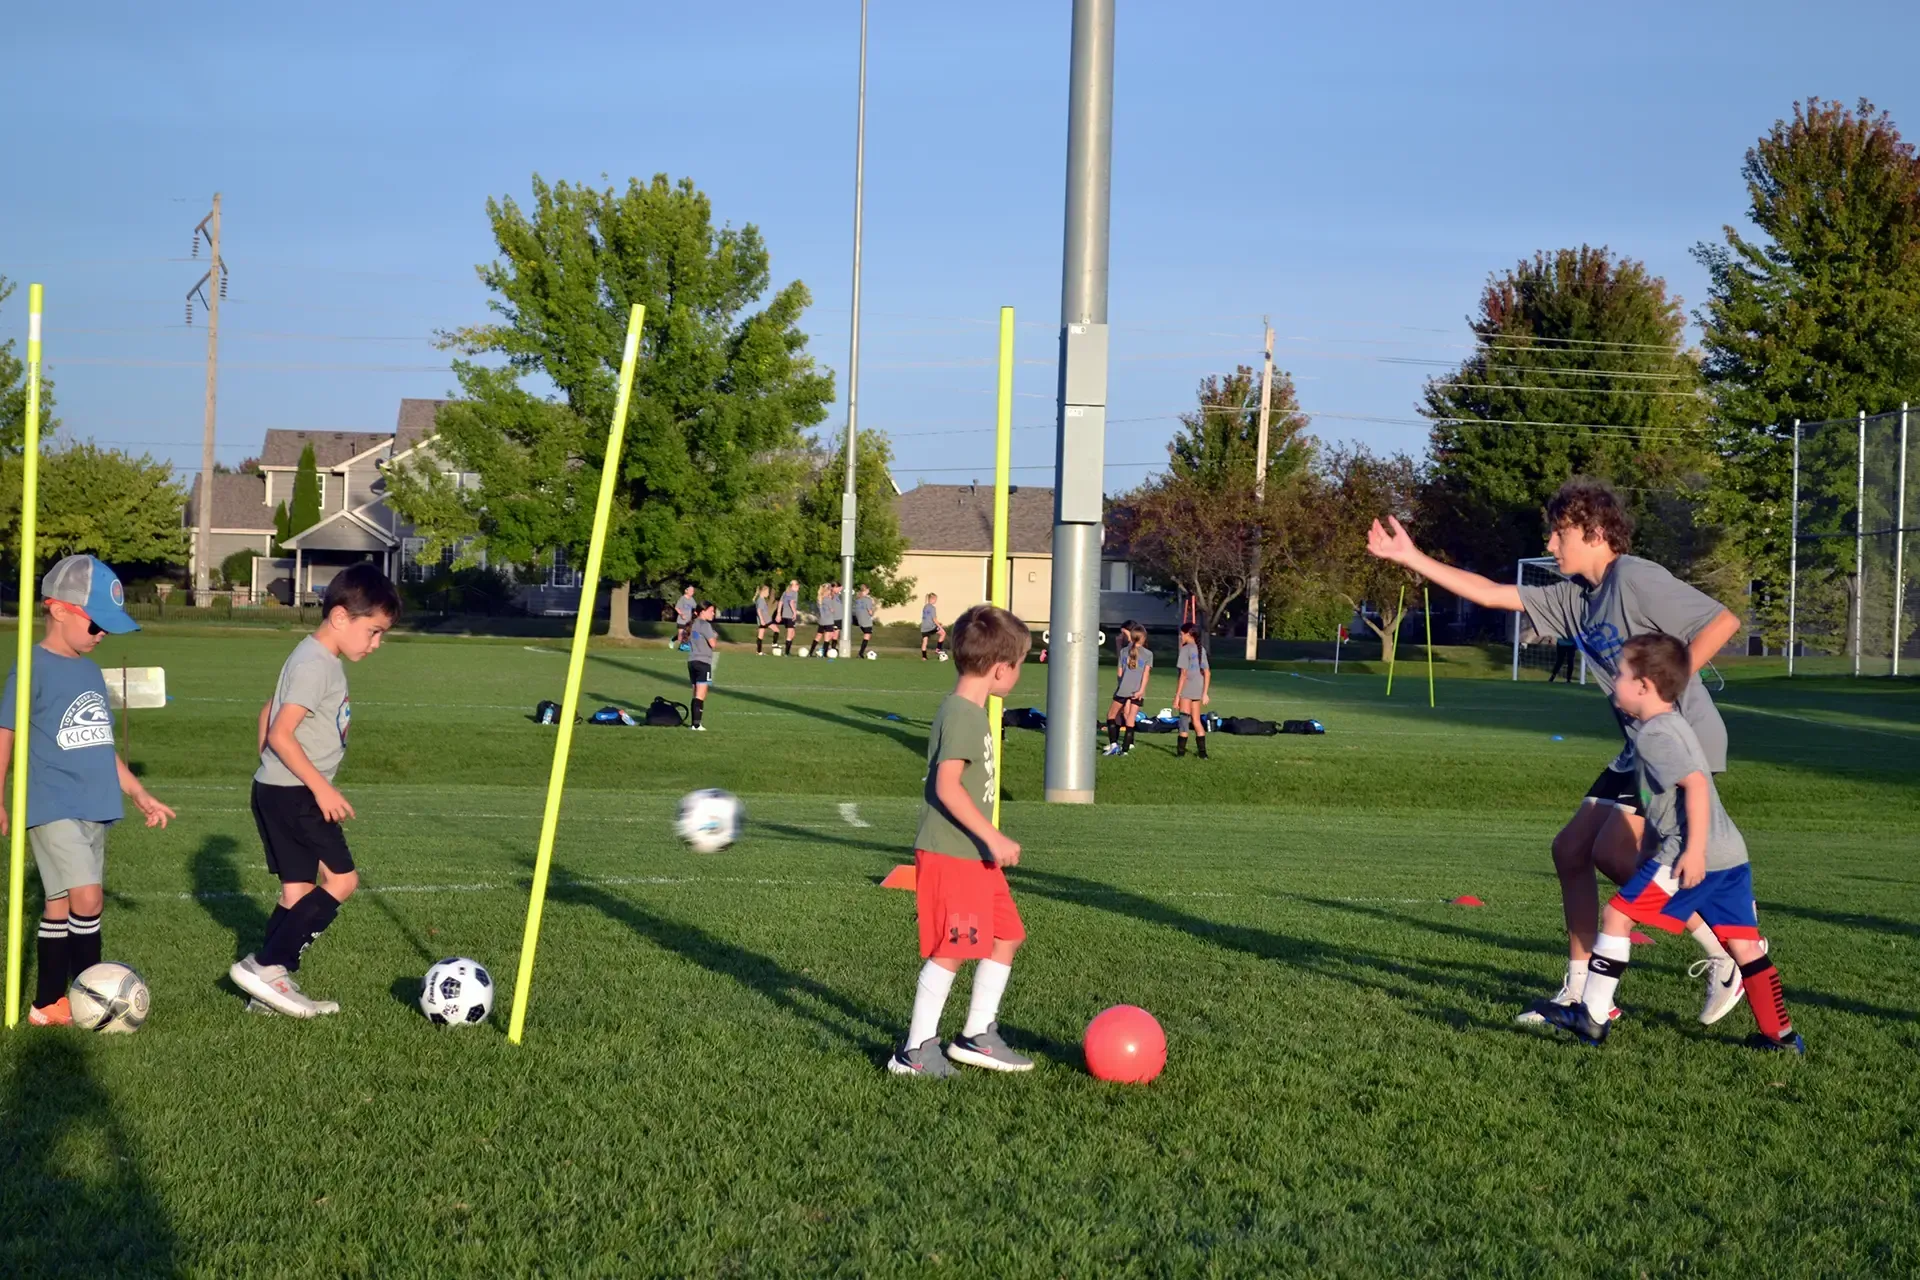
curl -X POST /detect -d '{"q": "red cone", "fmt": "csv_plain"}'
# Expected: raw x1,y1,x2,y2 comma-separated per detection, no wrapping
1450,895,1484,907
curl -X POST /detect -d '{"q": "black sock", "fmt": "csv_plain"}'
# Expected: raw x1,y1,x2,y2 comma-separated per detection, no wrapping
1176,734,1187,755
67,910,102,977
1124,726,1136,750
692,697,705,727
263,903,288,958
1196,735,1208,757
35,919,69,1007
756,636,764,653
260,890,340,972
1106,719,1118,747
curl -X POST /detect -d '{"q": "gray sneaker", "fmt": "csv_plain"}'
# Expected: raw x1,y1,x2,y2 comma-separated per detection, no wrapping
887,1036,958,1078
945,1022,1034,1073
283,972,341,1016
229,954,322,1018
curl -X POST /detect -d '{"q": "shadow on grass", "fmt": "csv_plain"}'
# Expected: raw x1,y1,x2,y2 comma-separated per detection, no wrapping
0,1037,177,1275
755,820,902,859
1761,901,1920,942
364,888,437,964
590,654,926,755
190,834,267,965
1296,896,1566,957
549,866,896,1056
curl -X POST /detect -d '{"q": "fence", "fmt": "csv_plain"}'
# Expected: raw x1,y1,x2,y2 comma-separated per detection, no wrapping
1788,408,1918,676
1509,557,1588,682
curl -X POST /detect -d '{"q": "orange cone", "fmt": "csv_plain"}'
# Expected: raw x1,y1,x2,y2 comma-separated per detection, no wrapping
1450,895,1484,907
880,864,917,891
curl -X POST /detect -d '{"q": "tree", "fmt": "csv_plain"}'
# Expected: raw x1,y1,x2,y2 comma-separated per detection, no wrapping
1169,365,1309,490
0,443,188,571
0,276,56,451
787,433,913,604
272,501,292,555
386,174,835,638
1694,98,1920,647
1420,247,1717,589
1281,445,1425,665
288,442,322,537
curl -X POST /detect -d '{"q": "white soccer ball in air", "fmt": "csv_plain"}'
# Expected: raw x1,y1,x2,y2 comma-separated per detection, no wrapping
420,956,494,1027
677,788,744,853
69,962,149,1034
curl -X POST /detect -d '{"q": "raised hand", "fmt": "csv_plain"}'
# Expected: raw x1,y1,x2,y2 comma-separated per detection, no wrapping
1366,515,1419,565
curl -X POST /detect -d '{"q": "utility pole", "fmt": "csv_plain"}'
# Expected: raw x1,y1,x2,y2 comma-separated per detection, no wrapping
1244,320,1274,660
836,0,869,656
186,193,226,605
1042,0,1115,804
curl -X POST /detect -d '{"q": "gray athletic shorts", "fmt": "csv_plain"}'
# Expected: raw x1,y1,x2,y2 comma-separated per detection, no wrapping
30,818,109,899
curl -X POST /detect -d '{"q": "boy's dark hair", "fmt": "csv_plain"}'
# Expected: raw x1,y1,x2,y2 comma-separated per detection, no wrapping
1545,477,1633,554
323,562,401,620
952,604,1029,674
1620,632,1689,704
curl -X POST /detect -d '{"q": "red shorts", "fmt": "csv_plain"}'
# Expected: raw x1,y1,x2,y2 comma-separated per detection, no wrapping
915,850,1025,960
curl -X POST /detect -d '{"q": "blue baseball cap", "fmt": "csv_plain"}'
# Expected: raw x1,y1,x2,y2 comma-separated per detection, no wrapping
42,555,140,634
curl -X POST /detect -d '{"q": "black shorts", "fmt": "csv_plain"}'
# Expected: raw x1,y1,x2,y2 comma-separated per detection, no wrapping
779,616,795,628
251,780,355,882
921,628,940,638
860,626,873,638
1112,693,1142,710
688,661,712,687
1585,766,1641,814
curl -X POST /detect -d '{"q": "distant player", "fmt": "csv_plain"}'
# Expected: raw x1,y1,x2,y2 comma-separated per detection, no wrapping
1103,622,1152,757
1367,477,1746,1025
672,586,697,650
819,584,844,658
1542,634,1803,1053
687,602,718,731
852,584,878,658
777,580,800,655
753,585,775,655
807,584,831,657
890,604,1035,1077
919,593,948,661
231,562,400,1017
1173,621,1211,760
0,556,176,1026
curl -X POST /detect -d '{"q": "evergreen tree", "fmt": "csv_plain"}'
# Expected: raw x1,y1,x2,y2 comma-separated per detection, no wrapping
273,501,292,555
288,443,322,537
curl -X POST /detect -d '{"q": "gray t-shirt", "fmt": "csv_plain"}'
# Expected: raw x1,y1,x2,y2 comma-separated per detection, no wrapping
1636,711,1747,870
820,596,842,625
256,636,350,786
688,619,717,666
853,596,876,627
1175,644,1209,697
921,603,938,632
1517,555,1729,772
755,596,773,624
779,589,798,620
1114,645,1153,698
0,647,123,827
914,693,996,862
674,596,696,624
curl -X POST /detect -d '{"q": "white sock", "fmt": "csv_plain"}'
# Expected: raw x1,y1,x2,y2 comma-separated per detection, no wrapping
962,959,1012,1036
1561,957,1590,1002
906,961,957,1048
1689,919,1731,962
1581,933,1632,1022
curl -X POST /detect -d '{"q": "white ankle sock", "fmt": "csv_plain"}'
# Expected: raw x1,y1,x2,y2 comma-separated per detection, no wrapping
1562,957,1590,1001
1582,933,1632,1021
962,959,1012,1036
906,961,957,1047
1689,919,1731,962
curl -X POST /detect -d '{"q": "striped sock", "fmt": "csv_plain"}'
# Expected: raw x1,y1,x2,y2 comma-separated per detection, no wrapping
35,918,70,1007
1741,957,1794,1040
66,910,102,975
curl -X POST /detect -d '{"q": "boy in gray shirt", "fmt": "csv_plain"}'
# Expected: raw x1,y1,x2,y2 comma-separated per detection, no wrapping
230,563,400,1018
1543,634,1802,1054
687,603,717,730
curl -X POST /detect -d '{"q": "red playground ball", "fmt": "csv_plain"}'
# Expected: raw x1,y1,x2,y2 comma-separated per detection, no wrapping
1084,1005,1167,1083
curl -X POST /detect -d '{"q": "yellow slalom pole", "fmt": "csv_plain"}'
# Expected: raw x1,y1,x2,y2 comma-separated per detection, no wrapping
6,284,44,1029
507,304,644,1045
1384,583,1405,697
987,306,1014,827
1424,586,1435,708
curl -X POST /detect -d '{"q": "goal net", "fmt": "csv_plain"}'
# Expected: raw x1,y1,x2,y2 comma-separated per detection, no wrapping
1511,557,1586,682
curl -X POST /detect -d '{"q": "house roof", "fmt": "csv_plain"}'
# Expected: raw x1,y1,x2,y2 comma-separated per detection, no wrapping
894,484,1054,555
394,398,448,454
283,507,396,552
260,429,392,469
185,472,274,531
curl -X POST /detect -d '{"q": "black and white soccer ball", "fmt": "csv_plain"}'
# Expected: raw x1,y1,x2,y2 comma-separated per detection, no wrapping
864,651,878,660
69,962,149,1034
420,957,494,1026
677,787,744,853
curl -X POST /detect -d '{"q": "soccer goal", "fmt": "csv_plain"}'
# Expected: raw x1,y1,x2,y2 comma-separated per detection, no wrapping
1511,557,1587,683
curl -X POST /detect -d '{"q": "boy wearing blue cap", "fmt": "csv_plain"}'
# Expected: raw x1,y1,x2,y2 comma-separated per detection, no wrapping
0,555,175,1025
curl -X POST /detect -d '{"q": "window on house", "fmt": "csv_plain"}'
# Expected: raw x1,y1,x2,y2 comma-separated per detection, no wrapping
547,547,583,589
398,537,457,584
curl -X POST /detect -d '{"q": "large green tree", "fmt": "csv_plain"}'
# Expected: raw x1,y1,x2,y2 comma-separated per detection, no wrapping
1420,246,1718,590
0,276,56,451
387,174,835,637
0,444,187,569
287,442,322,536
789,432,913,605
1694,98,1920,648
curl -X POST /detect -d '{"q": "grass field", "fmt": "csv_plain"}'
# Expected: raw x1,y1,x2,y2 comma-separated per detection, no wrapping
0,627,1915,1277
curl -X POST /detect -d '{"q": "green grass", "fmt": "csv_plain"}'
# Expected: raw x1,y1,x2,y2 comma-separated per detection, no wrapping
1,630,1916,1277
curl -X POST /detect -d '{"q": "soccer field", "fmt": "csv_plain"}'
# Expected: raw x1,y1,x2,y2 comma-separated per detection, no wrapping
2,629,1916,1277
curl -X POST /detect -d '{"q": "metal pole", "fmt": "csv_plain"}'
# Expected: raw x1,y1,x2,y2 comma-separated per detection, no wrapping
1788,421,1799,676
194,193,222,605
1510,559,1523,680
1244,321,1274,661
1855,409,1866,677
1042,0,1115,804
1895,403,1909,677
836,0,868,658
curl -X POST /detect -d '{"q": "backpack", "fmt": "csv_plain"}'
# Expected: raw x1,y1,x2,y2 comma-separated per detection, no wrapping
1002,706,1047,731
1281,718,1325,735
589,705,637,726
535,700,560,725
643,696,689,727
1221,716,1279,736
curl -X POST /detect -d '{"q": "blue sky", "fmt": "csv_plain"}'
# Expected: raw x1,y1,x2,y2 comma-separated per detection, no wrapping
5,0,1918,495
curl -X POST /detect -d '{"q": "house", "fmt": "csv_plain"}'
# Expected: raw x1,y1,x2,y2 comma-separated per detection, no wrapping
882,483,1174,628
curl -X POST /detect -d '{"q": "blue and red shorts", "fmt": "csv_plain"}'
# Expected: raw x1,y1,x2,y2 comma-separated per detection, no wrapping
1612,858,1760,942
915,850,1025,960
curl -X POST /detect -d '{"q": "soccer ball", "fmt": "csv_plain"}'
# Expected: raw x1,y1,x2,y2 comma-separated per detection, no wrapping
69,962,149,1034
677,788,744,853
826,649,838,661
864,651,878,660
420,957,494,1026
800,645,813,657
937,651,950,662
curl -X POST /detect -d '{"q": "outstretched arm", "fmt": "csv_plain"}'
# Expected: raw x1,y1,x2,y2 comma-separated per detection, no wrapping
1366,516,1523,611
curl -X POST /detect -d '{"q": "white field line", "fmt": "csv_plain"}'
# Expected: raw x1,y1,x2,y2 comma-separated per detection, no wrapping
1716,702,1920,740
838,803,871,828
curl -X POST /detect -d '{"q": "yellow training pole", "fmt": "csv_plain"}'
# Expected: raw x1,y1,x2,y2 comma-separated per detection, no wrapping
1424,586,1435,708
6,284,44,1029
987,307,1014,826
1384,583,1406,697
507,304,644,1044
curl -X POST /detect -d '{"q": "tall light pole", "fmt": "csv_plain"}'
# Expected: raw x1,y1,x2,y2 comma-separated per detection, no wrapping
187,193,225,605
1042,0,1115,803
837,0,869,655
1244,321,1274,660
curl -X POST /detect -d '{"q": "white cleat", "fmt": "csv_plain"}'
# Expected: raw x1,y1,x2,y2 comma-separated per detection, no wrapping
1693,955,1747,1025
229,955,323,1018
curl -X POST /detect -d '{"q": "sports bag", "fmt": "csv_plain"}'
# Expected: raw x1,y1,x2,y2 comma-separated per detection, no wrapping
589,705,638,726
535,700,560,725
1002,706,1047,731
1281,718,1325,735
643,696,689,727
1221,716,1279,735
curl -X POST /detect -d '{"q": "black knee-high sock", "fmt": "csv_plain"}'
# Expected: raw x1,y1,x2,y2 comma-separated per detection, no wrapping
756,635,764,653
66,910,102,977
692,697,705,727
1123,724,1136,750
1195,733,1208,758
35,918,69,1007
260,890,340,972
1106,719,1119,748
259,903,289,961
1176,733,1188,756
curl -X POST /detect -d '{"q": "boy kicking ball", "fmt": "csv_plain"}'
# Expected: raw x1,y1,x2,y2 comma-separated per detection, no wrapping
230,563,399,1018
890,604,1034,1078
1543,634,1803,1053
